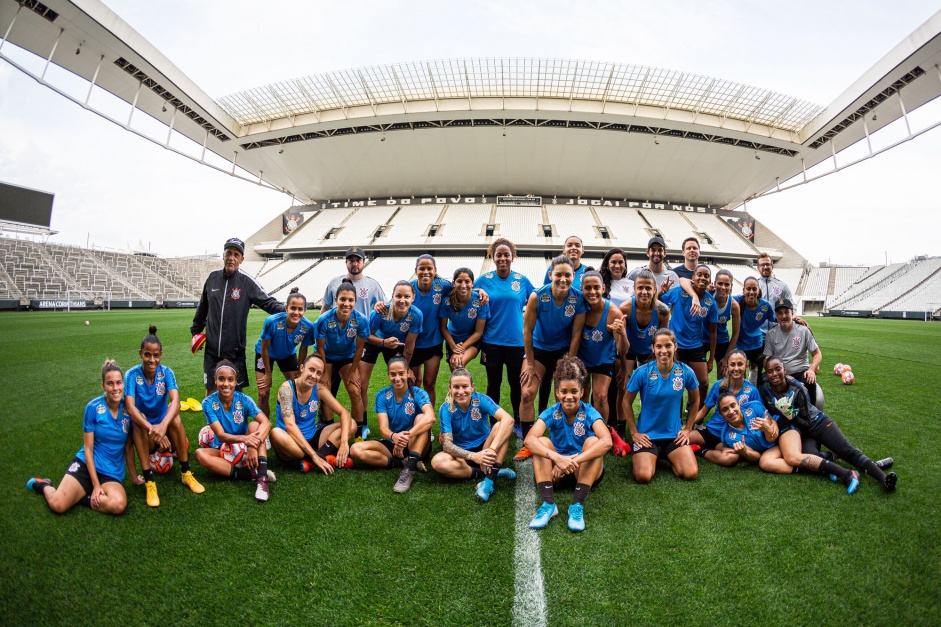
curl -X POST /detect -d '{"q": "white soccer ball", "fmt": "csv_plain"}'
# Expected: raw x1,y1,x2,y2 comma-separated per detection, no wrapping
833,363,844,375
842,371,855,385
198,425,216,449
220,442,247,466
150,450,174,474
84,320,90,326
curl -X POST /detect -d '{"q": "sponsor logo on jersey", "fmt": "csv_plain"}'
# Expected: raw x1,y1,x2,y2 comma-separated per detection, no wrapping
553,409,562,420
156,382,166,396
591,329,603,342
471,397,480,407
728,432,739,441
96,404,106,414
434,283,443,292
328,320,337,328
468,309,477,319
745,407,754,417
136,375,144,385
511,281,521,292
235,401,243,410
471,408,481,421
485,272,494,279
540,293,551,303
564,305,575,317
567,295,577,304
405,402,416,415
385,390,393,400
233,410,244,424
649,370,658,380
761,305,769,312
673,367,683,376
300,409,308,418
673,377,683,391
277,322,285,330
231,287,241,300
122,418,130,433
647,327,656,337
212,401,220,411
573,421,586,437
156,371,165,381
350,318,358,327
472,300,481,308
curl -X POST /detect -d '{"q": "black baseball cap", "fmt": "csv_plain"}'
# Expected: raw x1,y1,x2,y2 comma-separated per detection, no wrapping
647,236,667,249
224,237,245,254
345,246,366,259
774,298,794,311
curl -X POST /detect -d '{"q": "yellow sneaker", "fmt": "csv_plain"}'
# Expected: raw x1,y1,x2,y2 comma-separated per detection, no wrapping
181,471,205,494
145,480,160,507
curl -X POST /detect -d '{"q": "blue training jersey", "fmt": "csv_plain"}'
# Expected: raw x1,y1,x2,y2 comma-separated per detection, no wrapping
475,271,533,347
254,312,317,359
375,385,432,433
275,380,320,440
315,309,369,361
626,297,660,356
732,296,775,351
439,296,490,344
538,400,604,456
543,263,588,288
531,284,589,352
661,285,718,350
369,304,423,343
720,400,776,452
75,395,131,481
578,299,617,368
124,363,177,423
702,379,761,437
203,391,261,444
411,277,452,348
705,295,733,345
626,360,698,440
439,391,500,450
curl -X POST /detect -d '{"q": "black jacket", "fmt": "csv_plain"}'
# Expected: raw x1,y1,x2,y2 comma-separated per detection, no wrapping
190,268,283,359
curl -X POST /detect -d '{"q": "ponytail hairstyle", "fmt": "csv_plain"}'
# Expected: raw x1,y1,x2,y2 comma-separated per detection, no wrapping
141,325,161,350
388,280,416,320
303,353,325,369
600,248,626,294
715,269,733,284
335,278,356,302
552,354,588,389
286,286,307,308
487,237,516,260
101,359,122,382
447,267,475,311
582,269,603,286
445,367,474,409
386,355,417,393
725,348,747,367
213,359,238,379
549,254,574,275
633,268,660,307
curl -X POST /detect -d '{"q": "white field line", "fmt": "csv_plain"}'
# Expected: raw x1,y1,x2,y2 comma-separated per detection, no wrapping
513,461,547,627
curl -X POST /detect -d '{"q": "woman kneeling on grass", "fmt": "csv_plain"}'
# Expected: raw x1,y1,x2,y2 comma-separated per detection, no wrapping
269,354,354,474
27,360,138,515
622,328,699,484
525,355,611,532
126,325,204,507
350,356,435,493
195,360,276,502
431,368,517,502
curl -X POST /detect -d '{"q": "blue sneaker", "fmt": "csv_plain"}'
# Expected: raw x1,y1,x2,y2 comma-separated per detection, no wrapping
514,423,523,440
475,478,495,502
26,477,52,494
845,470,860,495
529,501,558,529
497,468,517,480
567,502,585,532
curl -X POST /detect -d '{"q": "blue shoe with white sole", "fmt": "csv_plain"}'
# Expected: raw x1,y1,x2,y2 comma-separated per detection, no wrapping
567,502,585,532
529,501,558,529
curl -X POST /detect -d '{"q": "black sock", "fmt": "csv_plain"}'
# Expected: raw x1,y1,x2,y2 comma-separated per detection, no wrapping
142,468,154,483
257,456,268,479
386,457,404,468
537,481,555,505
404,451,420,471
791,466,801,474
486,463,502,481
818,459,851,481
316,441,339,460
521,422,534,438
80,494,91,507
362,411,368,423
616,421,626,437
694,447,708,458
573,482,591,505
231,466,252,481
179,460,190,473
470,467,485,480
859,457,887,482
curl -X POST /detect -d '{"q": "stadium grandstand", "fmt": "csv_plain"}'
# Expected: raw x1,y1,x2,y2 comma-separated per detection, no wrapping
0,1,939,319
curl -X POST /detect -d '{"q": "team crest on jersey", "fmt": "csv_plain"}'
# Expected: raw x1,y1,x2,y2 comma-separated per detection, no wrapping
698,308,709,318
405,402,416,415
233,410,244,424
791,337,801,348
573,420,586,437
294,335,303,344
739,393,749,403
564,305,575,317
672,377,683,391
385,391,393,400
359,287,369,299
591,329,603,342
277,322,285,330
755,313,764,322
136,375,144,385
347,328,357,338
511,281,521,292
468,309,477,320
540,293,551,303
328,320,337,328
212,401,220,411
399,322,410,332
772,285,781,295
96,404,106,414
567,295,577,304
485,272,494,279
231,287,241,300
156,382,166,396
471,408,481,421
719,316,728,324
647,327,656,337
433,294,442,305
728,432,739,441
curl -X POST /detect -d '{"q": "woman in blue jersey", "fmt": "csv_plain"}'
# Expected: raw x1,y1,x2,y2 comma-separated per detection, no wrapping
623,328,700,483
270,354,355,473
710,270,741,378
360,280,423,436
351,356,436,494
525,355,611,532
688,349,760,465
315,279,369,433
542,235,588,288
407,254,452,409
711,392,780,466
27,360,136,515
518,255,589,460
661,264,718,415
578,271,628,426
440,267,490,371
733,277,775,381
475,238,534,439
126,326,204,508
431,368,517,502
195,361,275,502
254,288,316,420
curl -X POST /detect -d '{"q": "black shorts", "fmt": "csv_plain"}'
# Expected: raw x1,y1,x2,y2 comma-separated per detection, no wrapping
254,351,299,374
412,343,443,365
362,342,403,365
480,343,525,370
380,437,433,458
676,346,706,363
204,352,249,391
742,347,764,366
309,420,335,448
626,351,653,365
326,357,355,371
712,342,730,362
555,465,605,489
445,343,480,364
66,457,121,497
632,437,686,460
695,427,722,450
586,362,615,378
532,347,567,371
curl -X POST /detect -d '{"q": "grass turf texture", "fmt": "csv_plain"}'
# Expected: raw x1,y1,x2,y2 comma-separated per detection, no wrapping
0,311,938,625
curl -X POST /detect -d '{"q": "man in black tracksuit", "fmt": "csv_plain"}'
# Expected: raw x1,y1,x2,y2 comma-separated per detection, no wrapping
191,238,283,393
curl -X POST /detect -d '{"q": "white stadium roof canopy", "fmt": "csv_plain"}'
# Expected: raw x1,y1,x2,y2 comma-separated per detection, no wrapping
2,0,940,209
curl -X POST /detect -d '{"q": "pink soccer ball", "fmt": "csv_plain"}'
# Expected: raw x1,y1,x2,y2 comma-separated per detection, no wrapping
149,450,174,474
842,370,855,385
198,425,216,449
220,442,247,466
833,363,845,375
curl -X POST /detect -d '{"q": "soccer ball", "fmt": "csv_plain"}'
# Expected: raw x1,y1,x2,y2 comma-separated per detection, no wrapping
833,363,845,375
198,425,216,448
842,371,855,385
150,450,174,474
220,442,247,466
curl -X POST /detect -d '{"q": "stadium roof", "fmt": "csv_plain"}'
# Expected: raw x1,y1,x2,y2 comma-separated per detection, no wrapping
2,1,940,209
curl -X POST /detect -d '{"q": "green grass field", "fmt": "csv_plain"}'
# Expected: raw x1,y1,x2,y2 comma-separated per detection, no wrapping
1,311,939,626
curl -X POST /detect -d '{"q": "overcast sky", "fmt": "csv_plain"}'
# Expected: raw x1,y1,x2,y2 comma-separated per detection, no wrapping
1,0,939,265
